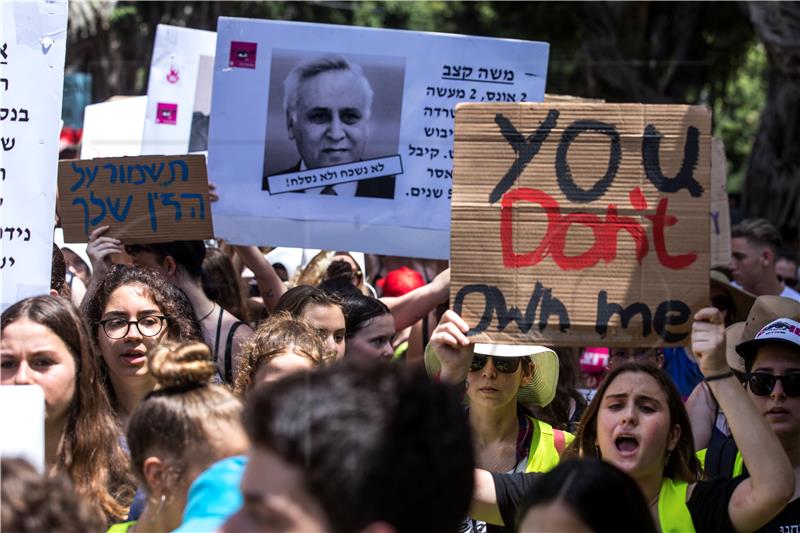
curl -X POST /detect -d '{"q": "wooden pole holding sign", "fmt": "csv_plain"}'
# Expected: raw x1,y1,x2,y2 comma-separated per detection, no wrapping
450,103,711,347
57,154,213,244
710,138,732,268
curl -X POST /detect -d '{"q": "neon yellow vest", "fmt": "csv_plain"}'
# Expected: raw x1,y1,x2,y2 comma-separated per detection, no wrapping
523,417,575,473
106,521,136,533
696,447,745,478
658,478,695,533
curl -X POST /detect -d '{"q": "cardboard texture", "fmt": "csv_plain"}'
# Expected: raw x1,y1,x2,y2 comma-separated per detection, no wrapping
710,138,732,268
58,154,213,244
450,103,711,347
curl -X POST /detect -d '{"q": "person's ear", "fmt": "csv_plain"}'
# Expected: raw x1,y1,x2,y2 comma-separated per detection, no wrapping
666,423,681,452
286,109,296,141
143,456,167,495
521,361,535,385
162,256,178,278
762,246,774,268
49,288,59,297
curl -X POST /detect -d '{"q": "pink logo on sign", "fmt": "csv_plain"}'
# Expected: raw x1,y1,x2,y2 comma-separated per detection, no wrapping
166,66,180,84
156,103,178,125
229,41,257,69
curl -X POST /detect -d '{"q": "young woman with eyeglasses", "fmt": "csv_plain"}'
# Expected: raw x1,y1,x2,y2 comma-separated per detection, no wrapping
1,296,136,525
82,265,203,421
428,310,570,533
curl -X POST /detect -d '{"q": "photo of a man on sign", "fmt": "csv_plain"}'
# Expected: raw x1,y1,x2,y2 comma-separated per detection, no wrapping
262,51,405,198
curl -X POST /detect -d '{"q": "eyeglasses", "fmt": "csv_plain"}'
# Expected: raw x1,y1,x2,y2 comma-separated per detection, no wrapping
747,372,800,397
470,354,522,374
99,316,167,339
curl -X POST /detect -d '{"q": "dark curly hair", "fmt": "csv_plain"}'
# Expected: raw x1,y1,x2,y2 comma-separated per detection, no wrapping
81,265,203,410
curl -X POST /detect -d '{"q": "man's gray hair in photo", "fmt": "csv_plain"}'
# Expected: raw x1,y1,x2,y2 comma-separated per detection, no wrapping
283,54,374,120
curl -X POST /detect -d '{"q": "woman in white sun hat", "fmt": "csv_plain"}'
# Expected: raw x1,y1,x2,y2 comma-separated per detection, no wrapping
427,310,571,533
427,310,570,473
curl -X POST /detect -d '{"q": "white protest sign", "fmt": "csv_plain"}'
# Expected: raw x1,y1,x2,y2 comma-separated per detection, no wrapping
209,19,549,258
141,24,216,155
0,386,46,473
80,96,147,158
0,0,68,310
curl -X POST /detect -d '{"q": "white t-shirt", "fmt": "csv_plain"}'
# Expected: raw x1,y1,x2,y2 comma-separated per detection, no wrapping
730,280,800,302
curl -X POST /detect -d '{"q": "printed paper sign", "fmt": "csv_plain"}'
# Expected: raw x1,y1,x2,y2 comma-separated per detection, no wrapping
209,18,549,257
57,154,213,243
710,138,732,268
142,25,217,155
0,0,68,310
450,103,711,347
80,96,147,158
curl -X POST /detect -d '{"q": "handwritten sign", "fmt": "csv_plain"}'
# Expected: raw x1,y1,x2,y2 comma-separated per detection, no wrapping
710,138,732,268
0,0,68,310
209,18,549,257
450,103,711,347
142,25,216,155
57,155,213,243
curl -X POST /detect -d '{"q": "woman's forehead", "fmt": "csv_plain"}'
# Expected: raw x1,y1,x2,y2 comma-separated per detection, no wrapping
604,371,667,400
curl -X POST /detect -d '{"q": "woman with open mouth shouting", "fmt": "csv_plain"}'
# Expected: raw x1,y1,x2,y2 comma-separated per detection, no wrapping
462,308,795,532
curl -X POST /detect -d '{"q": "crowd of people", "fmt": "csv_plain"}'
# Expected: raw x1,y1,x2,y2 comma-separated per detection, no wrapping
1,215,799,533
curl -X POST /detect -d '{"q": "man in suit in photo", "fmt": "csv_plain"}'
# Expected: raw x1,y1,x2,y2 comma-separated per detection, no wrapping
262,54,395,198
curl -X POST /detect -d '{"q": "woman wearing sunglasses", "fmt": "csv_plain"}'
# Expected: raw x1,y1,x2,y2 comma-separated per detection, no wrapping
427,310,570,532
468,307,794,532
82,265,203,422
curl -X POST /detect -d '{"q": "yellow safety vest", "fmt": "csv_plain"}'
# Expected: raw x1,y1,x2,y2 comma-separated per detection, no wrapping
696,447,745,478
658,478,695,533
106,521,136,533
523,417,575,473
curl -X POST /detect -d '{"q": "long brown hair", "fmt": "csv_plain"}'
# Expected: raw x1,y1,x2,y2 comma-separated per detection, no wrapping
565,362,700,484
201,247,251,324
1,296,136,524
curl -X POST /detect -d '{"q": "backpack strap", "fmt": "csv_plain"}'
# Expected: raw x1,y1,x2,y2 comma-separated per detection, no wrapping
224,321,246,384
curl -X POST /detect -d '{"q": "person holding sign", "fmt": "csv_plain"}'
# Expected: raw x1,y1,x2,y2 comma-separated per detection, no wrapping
1,296,136,525
262,54,395,198
468,308,795,533
426,310,571,533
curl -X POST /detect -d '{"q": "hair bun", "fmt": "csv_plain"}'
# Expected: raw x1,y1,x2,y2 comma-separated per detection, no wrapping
148,341,216,389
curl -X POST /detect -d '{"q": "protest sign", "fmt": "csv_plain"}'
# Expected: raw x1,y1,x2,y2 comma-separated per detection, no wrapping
450,103,711,347
80,96,147,158
58,154,213,243
710,138,732,268
208,18,548,257
0,0,68,310
0,386,45,473
142,25,216,155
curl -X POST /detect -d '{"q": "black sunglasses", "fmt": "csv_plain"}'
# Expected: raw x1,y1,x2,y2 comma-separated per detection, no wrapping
747,372,800,397
470,354,522,374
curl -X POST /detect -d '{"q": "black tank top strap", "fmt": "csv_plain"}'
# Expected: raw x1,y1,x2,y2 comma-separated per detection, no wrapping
224,321,246,383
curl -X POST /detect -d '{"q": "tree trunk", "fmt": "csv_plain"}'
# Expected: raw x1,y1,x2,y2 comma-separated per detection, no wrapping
743,1,800,240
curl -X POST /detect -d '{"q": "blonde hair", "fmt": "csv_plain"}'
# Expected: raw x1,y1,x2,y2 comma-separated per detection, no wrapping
126,341,243,489
234,311,328,396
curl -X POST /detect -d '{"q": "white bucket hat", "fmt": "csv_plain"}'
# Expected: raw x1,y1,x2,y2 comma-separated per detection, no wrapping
425,342,559,407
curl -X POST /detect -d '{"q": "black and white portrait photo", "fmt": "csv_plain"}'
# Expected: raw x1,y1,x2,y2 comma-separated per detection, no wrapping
262,50,406,199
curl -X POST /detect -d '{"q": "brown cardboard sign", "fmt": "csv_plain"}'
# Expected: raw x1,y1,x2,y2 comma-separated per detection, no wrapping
58,154,213,243
450,103,711,347
710,138,732,268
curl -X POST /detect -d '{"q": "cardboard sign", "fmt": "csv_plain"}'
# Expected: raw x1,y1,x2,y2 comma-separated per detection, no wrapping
710,138,732,268
208,18,549,258
0,0,68,310
142,25,217,155
450,103,711,347
58,154,213,243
